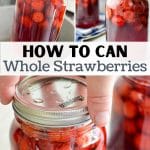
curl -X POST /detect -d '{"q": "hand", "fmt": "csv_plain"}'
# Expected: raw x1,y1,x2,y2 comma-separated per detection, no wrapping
0,76,20,104
87,76,115,127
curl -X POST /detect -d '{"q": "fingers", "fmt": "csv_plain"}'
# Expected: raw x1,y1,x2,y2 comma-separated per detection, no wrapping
0,76,20,105
87,76,115,127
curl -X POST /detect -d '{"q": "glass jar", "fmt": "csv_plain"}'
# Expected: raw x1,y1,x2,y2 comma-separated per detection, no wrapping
12,0,66,41
108,76,150,150
10,76,106,150
106,0,149,41
76,0,100,28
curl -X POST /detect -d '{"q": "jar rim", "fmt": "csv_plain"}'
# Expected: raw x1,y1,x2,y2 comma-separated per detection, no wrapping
124,76,150,87
13,76,91,127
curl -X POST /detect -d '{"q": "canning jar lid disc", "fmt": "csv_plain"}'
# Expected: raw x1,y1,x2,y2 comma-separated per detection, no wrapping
13,76,90,127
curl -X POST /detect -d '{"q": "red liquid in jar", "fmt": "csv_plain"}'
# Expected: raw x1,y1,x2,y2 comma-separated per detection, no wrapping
106,0,149,41
108,77,150,150
12,0,66,41
76,0,100,28
11,118,106,150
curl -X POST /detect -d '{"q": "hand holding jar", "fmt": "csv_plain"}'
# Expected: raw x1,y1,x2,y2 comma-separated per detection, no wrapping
10,76,105,150
0,76,114,127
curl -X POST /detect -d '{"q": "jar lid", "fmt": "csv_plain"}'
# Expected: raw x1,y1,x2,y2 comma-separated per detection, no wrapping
13,76,90,127
125,76,150,87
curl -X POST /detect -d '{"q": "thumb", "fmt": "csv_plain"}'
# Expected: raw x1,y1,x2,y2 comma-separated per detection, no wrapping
87,76,115,127
0,76,21,105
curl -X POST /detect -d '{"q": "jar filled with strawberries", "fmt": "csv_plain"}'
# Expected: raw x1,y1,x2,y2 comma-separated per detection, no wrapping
10,76,106,150
106,0,149,41
12,0,66,41
108,76,150,150
76,0,100,28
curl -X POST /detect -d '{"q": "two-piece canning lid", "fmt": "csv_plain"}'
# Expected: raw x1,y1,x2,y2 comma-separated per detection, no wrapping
13,76,90,127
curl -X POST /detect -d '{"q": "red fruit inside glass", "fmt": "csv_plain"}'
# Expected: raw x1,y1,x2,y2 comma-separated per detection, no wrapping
76,0,100,28
12,0,66,41
106,0,149,41
11,118,106,150
108,77,150,150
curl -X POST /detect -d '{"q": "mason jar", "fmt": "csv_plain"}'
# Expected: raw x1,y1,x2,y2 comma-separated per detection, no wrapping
108,76,150,150
12,0,66,41
10,76,106,150
76,0,100,28
106,0,149,41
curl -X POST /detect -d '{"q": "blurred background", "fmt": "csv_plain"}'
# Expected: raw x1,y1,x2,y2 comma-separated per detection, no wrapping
0,0,15,5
